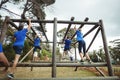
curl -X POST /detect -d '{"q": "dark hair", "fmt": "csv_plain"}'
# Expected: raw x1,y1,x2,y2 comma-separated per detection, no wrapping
79,28,82,31
67,36,69,39
18,23,24,31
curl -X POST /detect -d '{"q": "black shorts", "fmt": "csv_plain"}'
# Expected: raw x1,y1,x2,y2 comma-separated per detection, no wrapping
13,46,24,55
64,47,70,51
34,46,41,52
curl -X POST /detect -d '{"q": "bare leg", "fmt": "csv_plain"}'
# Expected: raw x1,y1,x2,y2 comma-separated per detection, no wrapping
85,53,91,60
0,52,9,72
63,51,66,57
79,53,84,61
10,54,20,74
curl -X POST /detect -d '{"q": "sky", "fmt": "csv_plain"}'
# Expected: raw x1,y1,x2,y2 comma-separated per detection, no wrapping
1,0,120,51
44,0,120,51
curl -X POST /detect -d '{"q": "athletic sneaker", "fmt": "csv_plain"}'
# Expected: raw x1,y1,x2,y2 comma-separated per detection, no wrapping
86,59,92,63
7,73,14,79
80,60,84,62
83,54,86,57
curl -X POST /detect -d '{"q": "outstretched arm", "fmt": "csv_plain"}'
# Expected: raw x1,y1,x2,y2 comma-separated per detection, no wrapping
40,33,43,42
27,19,31,31
74,26,76,31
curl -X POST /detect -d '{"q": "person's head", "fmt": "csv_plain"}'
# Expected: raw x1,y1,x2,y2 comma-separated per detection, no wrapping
67,36,70,39
35,34,39,38
78,28,82,31
18,23,24,31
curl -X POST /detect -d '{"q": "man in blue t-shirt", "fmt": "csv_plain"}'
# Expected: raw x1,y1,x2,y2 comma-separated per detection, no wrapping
0,43,9,73
74,27,91,62
33,34,42,61
7,19,31,79
63,36,72,60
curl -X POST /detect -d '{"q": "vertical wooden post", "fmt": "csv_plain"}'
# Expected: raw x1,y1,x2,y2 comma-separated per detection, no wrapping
0,16,9,43
52,17,57,77
99,20,114,76
74,45,77,61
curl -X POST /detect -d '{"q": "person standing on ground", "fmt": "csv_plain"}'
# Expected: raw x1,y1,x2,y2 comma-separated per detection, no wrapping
7,19,31,79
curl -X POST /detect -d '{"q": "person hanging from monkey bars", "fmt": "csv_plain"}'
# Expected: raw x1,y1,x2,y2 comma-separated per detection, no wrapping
74,26,92,63
33,33,42,61
62,36,73,60
7,19,31,79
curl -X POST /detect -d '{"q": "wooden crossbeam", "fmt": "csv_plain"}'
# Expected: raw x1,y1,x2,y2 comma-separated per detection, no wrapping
0,76,119,80
0,62,107,67
10,19,99,25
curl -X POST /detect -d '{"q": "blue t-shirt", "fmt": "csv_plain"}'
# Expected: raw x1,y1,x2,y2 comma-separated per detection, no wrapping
76,30,83,41
34,37,41,47
64,39,71,49
0,43,3,53
13,29,28,46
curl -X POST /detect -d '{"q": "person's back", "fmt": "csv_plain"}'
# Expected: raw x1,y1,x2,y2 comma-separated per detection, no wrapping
13,29,28,46
76,30,84,41
64,39,71,49
34,37,41,47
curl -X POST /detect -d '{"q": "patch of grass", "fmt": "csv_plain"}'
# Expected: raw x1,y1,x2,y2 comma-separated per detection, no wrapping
0,67,97,78
56,67,96,78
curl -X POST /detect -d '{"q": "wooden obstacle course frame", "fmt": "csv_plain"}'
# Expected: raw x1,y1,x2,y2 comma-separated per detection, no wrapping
0,16,116,79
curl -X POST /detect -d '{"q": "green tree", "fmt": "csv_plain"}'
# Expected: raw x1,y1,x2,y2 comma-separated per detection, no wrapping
57,28,75,42
109,39,120,64
3,43,15,62
0,0,55,62
89,48,106,62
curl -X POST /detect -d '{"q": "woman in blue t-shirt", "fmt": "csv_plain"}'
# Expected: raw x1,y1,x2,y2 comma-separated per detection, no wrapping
7,19,31,79
0,43,9,73
74,27,91,62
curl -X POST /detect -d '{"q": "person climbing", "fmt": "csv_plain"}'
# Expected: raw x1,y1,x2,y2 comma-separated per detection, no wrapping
33,34,42,61
7,19,31,79
62,36,72,60
0,43,9,73
74,26,91,63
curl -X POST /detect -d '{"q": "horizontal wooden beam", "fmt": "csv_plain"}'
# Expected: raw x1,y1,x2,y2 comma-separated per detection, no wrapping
0,62,107,67
31,61,78,63
10,19,99,25
1,76,119,80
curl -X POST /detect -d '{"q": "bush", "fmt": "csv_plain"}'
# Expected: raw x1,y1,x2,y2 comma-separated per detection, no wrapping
40,49,52,60
3,43,15,62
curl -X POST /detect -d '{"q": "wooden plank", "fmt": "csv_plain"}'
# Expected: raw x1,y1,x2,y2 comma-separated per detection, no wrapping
0,76,119,80
0,62,107,67
10,19,99,25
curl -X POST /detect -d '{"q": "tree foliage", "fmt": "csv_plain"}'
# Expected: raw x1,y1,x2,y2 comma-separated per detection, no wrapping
0,0,55,62
89,39,120,64
57,27,76,42
109,39,120,64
